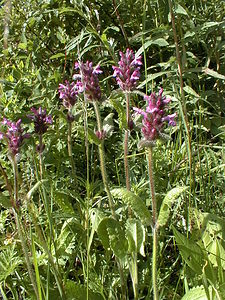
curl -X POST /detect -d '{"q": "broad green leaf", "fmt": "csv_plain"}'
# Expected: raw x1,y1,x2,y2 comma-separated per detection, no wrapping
65,280,104,300
175,4,189,16
158,187,187,227
173,227,204,274
97,217,128,260
111,188,152,226
0,194,11,208
126,218,145,256
181,286,209,300
87,128,101,145
54,191,75,215
103,113,114,137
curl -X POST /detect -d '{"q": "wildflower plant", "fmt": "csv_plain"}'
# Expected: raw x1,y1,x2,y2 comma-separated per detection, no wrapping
112,49,142,196
134,88,176,148
133,88,176,300
0,118,30,157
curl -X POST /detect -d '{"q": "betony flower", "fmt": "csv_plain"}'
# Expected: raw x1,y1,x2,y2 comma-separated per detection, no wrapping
58,80,80,109
0,118,30,156
112,48,142,91
73,61,102,101
133,88,176,146
27,107,52,135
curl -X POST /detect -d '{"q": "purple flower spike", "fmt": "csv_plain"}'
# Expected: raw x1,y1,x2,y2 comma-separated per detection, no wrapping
28,107,52,135
0,118,29,156
58,80,79,109
133,89,176,144
73,61,102,102
112,49,142,91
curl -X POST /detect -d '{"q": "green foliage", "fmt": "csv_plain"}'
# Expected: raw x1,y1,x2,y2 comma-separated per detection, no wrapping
125,218,145,256
0,244,22,282
97,217,128,260
111,188,152,226
65,280,104,300
158,186,187,227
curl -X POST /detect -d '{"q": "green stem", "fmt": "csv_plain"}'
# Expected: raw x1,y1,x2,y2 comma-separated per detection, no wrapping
67,112,76,179
12,158,39,299
93,101,127,299
147,148,158,300
93,101,116,218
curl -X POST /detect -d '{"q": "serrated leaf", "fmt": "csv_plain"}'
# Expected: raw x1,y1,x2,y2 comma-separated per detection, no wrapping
181,286,208,300
126,218,145,256
103,113,114,137
111,188,152,226
173,227,204,274
87,128,101,145
97,217,128,259
158,187,187,227
65,280,104,300
0,245,22,281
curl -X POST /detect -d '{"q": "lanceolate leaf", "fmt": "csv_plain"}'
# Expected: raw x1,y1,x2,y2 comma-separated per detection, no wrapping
173,226,204,274
103,113,114,137
126,218,145,256
97,217,128,260
111,188,152,226
158,187,187,227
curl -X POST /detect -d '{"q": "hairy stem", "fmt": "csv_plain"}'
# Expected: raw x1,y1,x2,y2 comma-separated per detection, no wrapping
93,101,116,218
93,101,127,299
124,92,131,192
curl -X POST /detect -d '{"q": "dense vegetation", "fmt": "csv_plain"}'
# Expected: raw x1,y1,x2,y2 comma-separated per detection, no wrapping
0,0,224,299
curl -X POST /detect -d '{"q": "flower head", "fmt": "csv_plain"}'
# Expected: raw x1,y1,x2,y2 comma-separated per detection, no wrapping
112,49,142,91
73,61,102,102
58,80,80,109
28,107,52,135
133,88,176,145
0,118,29,156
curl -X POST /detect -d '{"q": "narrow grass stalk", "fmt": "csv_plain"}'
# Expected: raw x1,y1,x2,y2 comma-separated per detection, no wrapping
36,137,65,298
147,147,159,300
168,0,193,232
11,158,39,299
